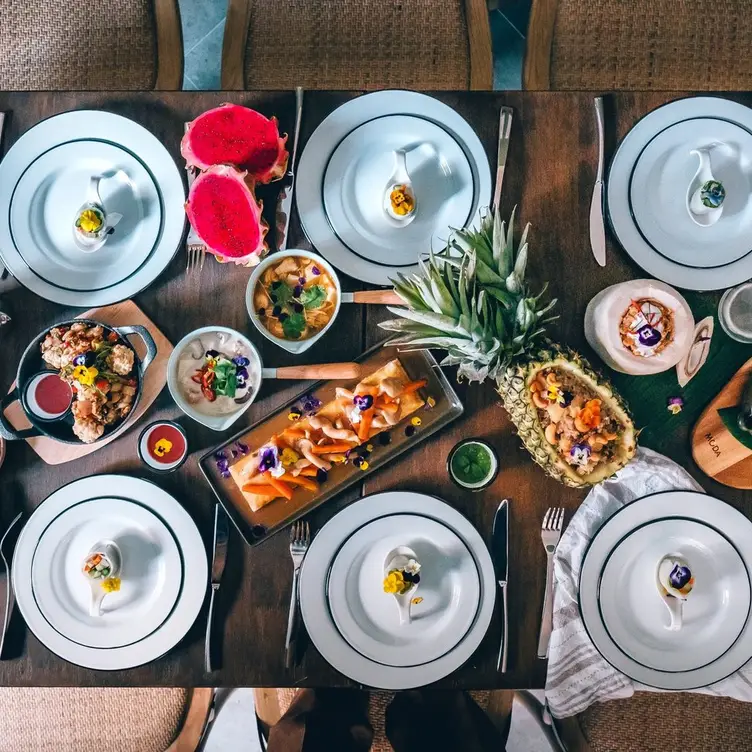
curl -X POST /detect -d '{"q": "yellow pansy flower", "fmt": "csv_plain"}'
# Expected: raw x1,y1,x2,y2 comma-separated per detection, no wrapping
72,365,99,386
153,439,173,457
280,448,300,467
101,577,121,593
383,570,405,594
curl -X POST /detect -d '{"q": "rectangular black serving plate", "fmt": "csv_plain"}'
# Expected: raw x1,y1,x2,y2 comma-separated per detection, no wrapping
199,344,463,547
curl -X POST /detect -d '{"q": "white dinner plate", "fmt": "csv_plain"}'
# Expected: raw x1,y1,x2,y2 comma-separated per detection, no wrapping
580,490,752,689
31,498,182,650
599,518,750,673
327,514,481,668
322,115,475,267
10,140,163,291
608,96,752,290
629,119,752,268
296,91,491,285
0,110,185,306
13,475,207,670
300,491,495,689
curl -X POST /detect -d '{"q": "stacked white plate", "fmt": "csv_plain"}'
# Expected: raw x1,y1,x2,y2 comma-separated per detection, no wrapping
13,475,207,670
299,491,496,689
296,91,492,286
580,490,752,689
0,110,185,306
608,96,752,291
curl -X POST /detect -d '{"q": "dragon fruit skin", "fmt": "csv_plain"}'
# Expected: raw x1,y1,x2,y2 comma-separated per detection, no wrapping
181,103,288,184
184,165,268,266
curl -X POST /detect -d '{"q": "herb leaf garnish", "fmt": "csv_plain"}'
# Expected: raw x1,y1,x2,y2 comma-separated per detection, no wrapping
300,284,326,310
282,312,307,339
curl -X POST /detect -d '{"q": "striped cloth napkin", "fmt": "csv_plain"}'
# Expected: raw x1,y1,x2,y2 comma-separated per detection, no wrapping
545,447,752,718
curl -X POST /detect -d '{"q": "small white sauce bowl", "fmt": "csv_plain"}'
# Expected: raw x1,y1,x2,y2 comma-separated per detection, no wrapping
246,249,342,355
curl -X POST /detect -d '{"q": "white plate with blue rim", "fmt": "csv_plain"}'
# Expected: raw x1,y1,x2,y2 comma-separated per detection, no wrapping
580,490,752,689
13,475,207,670
300,491,495,689
607,96,752,290
0,110,185,306
296,91,491,286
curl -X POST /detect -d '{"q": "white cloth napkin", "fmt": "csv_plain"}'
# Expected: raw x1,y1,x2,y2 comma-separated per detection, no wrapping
545,447,752,718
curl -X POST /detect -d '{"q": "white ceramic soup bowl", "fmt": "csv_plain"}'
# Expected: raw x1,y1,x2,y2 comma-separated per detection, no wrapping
246,249,342,355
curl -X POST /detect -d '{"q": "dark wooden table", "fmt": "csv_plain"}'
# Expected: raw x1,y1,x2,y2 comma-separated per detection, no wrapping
0,90,748,688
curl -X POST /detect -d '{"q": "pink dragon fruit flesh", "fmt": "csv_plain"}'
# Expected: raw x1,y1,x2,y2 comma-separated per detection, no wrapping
181,103,288,183
184,165,268,266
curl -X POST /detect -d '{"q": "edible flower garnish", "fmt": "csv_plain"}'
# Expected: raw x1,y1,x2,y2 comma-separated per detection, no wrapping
546,382,565,405
411,597,424,605
235,440,249,455
389,185,415,216
192,352,243,403
300,394,322,415
153,438,173,457
576,399,601,430
101,577,121,594
637,325,662,347
669,563,692,590
667,396,684,415
72,365,99,386
404,558,421,576
569,443,592,467
411,416,422,427
288,409,302,421
76,208,103,234
280,447,300,467
258,444,279,473
383,570,406,594
426,396,436,409
701,180,726,209
353,394,374,411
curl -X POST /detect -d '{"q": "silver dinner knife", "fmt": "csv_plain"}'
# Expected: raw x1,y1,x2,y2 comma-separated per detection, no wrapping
492,499,509,673
205,504,229,673
493,107,513,212
589,96,607,267
0,513,22,660
275,87,304,251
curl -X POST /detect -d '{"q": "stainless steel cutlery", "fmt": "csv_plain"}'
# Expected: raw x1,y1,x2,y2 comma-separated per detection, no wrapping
493,106,513,212
538,507,565,659
205,504,229,672
0,512,22,659
275,87,304,251
589,96,607,267
285,519,310,669
492,499,509,672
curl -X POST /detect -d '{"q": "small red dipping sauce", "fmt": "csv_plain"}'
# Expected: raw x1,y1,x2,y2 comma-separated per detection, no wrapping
26,373,73,420
139,421,188,472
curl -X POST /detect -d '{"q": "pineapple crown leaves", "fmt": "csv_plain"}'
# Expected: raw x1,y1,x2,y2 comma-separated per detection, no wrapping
381,207,558,384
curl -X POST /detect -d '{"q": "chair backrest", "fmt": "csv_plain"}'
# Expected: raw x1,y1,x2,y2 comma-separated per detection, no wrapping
524,0,752,90
221,0,493,91
0,0,182,91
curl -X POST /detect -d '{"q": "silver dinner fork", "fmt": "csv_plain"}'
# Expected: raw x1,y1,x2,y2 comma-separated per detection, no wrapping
285,520,310,669
185,165,205,275
537,507,564,660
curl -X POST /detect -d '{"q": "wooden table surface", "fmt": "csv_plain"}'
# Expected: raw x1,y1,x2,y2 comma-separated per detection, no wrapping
0,90,748,689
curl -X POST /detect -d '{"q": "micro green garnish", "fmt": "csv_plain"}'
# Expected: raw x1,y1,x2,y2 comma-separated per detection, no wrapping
267,279,327,339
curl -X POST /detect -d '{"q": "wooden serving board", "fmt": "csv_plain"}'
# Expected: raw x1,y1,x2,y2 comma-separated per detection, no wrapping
3,300,172,465
692,356,752,488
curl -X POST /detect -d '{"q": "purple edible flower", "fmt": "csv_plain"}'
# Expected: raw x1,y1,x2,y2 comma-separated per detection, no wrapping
235,440,249,455
299,277,306,286
293,284,303,298
311,265,321,276
232,356,250,367
637,325,662,347
215,453,230,478
667,396,684,415
669,563,692,590
214,450,227,460
258,444,279,472
353,394,374,410
569,443,592,467
231,449,239,458
299,394,322,415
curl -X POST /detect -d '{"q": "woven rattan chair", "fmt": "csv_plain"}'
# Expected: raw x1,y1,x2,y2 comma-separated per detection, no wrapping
254,687,513,751
0,0,182,90
524,0,752,90
221,0,493,91
0,687,214,752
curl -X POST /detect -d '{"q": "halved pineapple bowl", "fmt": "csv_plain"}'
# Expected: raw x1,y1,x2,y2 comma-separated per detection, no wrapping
380,207,637,488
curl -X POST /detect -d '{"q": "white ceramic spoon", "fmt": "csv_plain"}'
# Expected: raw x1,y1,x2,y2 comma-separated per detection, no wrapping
384,545,419,626
83,540,122,618
72,173,124,254
656,555,693,631
383,150,417,225
687,148,725,227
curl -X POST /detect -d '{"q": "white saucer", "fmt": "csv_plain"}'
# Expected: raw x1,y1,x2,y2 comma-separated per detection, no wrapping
323,115,475,267
300,491,495,689
580,490,752,689
608,96,752,290
0,110,185,307
327,514,481,668
296,91,491,286
10,140,162,292
599,518,750,673
13,475,207,671
629,119,752,268
31,498,182,649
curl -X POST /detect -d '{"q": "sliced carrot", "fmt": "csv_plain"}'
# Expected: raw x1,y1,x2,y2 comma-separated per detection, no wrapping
297,467,320,477
241,484,279,496
267,476,294,500
282,429,306,439
375,398,399,413
310,442,356,455
398,379,428,395
284,475,319,492
355,385,379,396
358,408,374,441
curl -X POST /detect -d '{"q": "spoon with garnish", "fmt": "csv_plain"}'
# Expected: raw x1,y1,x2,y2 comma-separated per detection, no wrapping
82,540,122,617
383,150,417,225
383,545,421,625
655,554,694,631
72,174,124,254
687,148,725,227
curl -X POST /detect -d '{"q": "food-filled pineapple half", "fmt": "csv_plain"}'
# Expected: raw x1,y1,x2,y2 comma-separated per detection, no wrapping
380,208,636,488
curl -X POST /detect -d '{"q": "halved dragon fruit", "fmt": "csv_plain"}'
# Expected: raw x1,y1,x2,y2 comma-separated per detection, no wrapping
181,103,288,183
184,165,268,266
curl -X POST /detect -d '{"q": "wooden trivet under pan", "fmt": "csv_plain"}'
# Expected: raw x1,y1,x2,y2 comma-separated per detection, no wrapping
3,300,172,465
692,356,752,489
